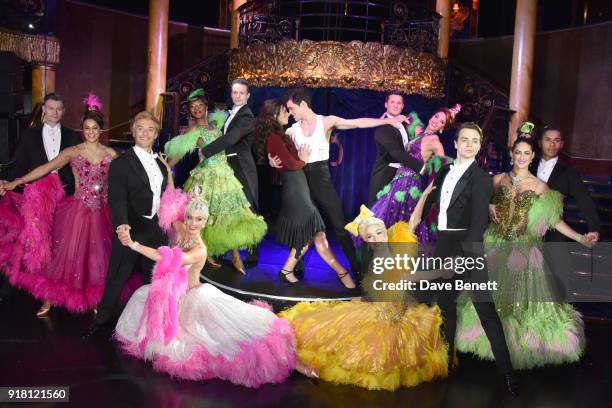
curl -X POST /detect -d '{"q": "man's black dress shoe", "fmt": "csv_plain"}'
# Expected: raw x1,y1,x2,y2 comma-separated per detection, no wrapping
504,373,520,397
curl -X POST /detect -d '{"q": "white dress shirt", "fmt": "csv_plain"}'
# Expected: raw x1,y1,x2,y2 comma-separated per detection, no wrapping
537,156,558,183
438,159,474,231
42,123,62,160
224,104,245,134
223,104,245,157
133,145,163,219
384,113,410,169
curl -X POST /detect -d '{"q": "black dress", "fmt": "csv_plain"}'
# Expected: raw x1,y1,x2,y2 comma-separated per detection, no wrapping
266,132,325,252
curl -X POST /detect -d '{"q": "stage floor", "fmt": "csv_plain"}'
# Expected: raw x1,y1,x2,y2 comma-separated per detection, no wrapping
1,237,611,407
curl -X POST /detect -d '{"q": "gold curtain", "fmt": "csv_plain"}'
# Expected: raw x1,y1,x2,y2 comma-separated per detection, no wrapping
229,40,445,98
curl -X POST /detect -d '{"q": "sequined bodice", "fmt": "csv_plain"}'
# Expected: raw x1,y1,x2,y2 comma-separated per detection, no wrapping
198,127,227,168
394,137,423,179
490,185,538,240
71,155,112,210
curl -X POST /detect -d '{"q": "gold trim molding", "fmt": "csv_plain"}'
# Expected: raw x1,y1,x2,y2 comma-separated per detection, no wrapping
0,29,60,65
229,40,446,98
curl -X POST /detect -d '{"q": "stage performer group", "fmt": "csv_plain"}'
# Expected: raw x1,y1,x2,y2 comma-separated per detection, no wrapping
0,79,601,394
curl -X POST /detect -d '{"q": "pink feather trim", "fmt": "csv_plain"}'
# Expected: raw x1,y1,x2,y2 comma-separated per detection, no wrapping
83,91,103,111
248,299,274,311
18,174,65,274
150,318,296,388
158,187,191,234
507,248,527,273
138,247,187,349
114,318,296,388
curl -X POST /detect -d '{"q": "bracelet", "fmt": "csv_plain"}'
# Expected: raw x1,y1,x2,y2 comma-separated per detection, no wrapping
575,234,584,243
129,241,140,250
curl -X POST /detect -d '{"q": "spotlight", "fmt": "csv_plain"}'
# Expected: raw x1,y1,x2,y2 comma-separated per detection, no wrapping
28,23,35,29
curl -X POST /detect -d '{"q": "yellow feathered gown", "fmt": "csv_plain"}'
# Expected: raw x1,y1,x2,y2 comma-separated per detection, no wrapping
279,222,448,391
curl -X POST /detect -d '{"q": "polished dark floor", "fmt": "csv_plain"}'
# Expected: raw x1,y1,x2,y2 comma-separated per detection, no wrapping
2,236,611,408
1,291,611,408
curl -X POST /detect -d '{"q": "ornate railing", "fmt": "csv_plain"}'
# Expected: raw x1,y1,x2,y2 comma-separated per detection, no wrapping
382,2,440,53
237,0,439,52
238,0,296,46
446,61,513,170
165,53,230,131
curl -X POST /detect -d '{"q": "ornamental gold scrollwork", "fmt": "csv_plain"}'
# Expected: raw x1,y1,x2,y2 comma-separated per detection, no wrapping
229,40,445,98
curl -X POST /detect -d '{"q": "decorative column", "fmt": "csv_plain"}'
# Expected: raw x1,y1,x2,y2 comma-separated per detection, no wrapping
436,0,451,60
145,0,169,114
32,63,55,107
230,0,246,49
508,0,537,147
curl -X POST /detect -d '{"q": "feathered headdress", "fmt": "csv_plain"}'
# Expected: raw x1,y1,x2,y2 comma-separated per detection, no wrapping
518,121,536,138
82,91,103,112
188,88,207,102
449,103,461,119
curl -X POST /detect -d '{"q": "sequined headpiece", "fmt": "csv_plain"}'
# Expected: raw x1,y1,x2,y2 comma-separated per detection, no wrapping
185,197,209,220
345,205,386,238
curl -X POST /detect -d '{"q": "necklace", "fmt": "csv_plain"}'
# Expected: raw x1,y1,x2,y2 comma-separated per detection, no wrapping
177,237,199,250
509,172,530,188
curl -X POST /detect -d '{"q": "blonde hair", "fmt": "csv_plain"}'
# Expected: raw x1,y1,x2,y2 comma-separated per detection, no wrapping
358,217,386,239
131,111,161,134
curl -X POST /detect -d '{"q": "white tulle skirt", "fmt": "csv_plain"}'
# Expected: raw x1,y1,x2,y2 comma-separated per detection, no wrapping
115,283,296,388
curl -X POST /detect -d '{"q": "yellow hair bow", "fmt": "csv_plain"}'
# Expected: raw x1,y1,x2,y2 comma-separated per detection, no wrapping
345,205,375,237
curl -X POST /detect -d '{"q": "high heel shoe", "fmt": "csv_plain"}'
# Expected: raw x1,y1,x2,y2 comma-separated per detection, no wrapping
278,268,299,285
336,271,356,289
36,302,52,317
296,361,319,379
231,253,246,275
207,256,222,268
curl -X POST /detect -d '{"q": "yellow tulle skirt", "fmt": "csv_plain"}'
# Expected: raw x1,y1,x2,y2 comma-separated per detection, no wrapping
280,300,448,391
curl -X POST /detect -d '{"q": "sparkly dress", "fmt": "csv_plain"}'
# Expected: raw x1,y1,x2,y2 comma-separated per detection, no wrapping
115,246,296,388
456,187,585,369
280,223,448,391
164,111,266,256
369,136,436,245
1,155,113,312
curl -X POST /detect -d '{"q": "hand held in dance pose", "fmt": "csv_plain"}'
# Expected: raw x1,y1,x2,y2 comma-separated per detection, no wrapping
408,182,436,232
297,145,312,162
268,153,283,169
120,198,209,288
489,204,500,223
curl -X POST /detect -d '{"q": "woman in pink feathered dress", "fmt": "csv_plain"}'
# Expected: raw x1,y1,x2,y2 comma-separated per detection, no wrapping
114,191,297,388
0,94,117,315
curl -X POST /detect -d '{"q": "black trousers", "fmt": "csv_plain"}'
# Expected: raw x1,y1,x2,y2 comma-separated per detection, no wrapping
94,217,166,326
227,155,258,211
432,230,513,374
227,155,260,261
302,161,360,274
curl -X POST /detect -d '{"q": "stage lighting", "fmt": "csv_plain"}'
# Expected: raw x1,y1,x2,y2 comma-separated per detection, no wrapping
28,23,35,29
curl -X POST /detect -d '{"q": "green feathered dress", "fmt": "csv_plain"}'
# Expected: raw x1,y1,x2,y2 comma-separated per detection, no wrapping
456,187,585,369
164,111,267,256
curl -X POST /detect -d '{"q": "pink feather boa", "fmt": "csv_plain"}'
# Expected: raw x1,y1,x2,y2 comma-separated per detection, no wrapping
137,246,187,352
1,174,64,284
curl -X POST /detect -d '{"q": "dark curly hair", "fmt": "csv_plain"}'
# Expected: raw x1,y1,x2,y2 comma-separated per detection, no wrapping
512,135,536,152
82,109,104,128
254,99,287,164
